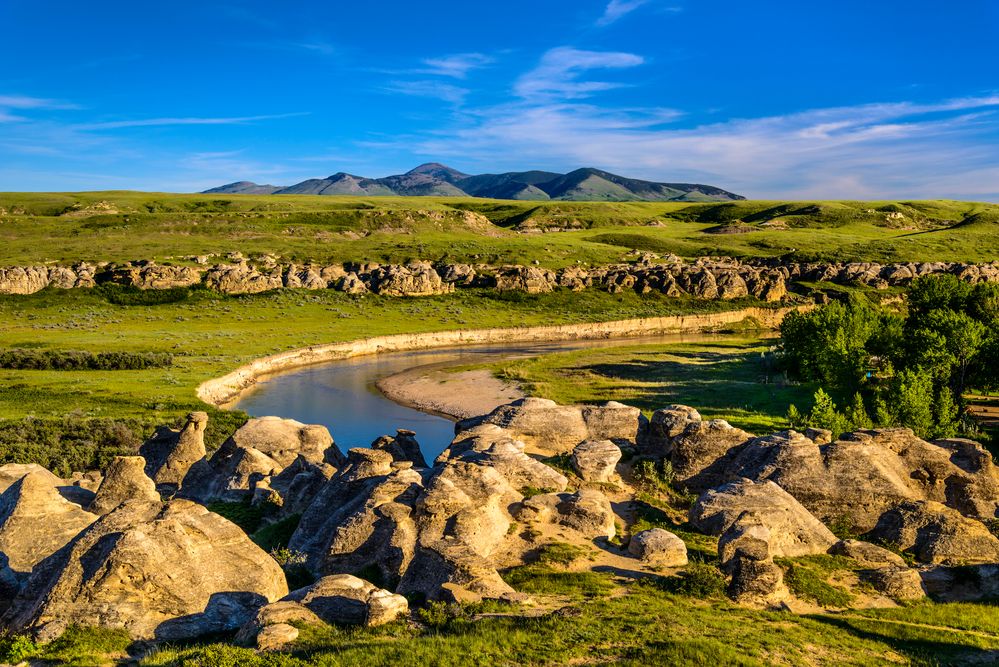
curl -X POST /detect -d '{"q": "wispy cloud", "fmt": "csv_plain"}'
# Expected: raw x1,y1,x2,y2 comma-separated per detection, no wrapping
384,81,469,105
370,88,999,199
74,112,309,131
292,40,337,56
416,53,494,79
596,0,650,26
515,47,645,101
596,0,681,26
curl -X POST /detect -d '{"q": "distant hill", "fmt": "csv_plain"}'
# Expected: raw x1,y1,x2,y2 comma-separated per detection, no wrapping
204,163,743,202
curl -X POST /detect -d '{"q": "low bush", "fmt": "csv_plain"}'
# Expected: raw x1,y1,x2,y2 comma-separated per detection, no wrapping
0,347,173,370
650,561,727,598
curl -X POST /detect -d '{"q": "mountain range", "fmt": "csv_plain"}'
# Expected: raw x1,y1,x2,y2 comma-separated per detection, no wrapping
203,163,743,202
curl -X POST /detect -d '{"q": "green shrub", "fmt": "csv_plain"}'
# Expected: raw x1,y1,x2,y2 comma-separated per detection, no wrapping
0,634,39,663
652,561,727,598
536,542,590,567
0,348,173,370
207,501,264,533
778,559,853,607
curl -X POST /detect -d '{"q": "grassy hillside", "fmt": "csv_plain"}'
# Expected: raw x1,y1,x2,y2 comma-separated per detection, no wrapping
1,192,997,267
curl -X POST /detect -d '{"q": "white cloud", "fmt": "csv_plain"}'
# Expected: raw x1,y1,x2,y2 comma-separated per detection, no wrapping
371,93,999,200
596,0,650,26
74,112,309,131
514,47,645,101
417,53,494,79
383,80,470,105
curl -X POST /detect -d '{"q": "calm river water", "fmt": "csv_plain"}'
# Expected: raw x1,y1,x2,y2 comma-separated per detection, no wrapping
231,333,745,461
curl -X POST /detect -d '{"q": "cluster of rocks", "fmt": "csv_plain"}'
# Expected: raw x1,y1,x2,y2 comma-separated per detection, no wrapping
1,395,998,649
3,256,998,299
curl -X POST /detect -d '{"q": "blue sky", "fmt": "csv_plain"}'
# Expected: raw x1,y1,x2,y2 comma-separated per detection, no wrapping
1,0,998,199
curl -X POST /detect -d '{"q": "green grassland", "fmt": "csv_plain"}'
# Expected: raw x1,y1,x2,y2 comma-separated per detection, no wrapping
478,338,802,434
1,192,998,267
13,575,997,666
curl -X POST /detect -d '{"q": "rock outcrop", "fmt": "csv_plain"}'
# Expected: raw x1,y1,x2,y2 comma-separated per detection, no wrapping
720,429,999,532
281,575,408,626
3,500,287,641
225,417,342,468
868,501,999,565
628,529,688,567
88,456,160,515
690,479,837,557
140,411,209,492
571,440,621,482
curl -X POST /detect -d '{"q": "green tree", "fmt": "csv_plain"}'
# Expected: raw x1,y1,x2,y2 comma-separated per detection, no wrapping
786,404,803,430
882,368,935,438
932,385,960,439
844,392,872,430
806,388,848,436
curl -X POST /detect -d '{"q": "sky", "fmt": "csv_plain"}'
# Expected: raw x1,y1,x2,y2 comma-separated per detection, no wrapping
1,0,998,199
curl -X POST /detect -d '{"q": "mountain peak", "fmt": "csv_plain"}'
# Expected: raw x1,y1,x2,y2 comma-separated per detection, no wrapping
405,162,469,183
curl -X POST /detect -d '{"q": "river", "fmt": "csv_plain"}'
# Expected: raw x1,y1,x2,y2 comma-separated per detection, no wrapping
231,333,754,461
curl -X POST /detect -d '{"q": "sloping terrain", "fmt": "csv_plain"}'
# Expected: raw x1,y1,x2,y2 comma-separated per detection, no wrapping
204,163,745,202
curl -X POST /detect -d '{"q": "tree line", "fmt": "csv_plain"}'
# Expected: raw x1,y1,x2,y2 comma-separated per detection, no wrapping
779,275,999,440
0,349,173,371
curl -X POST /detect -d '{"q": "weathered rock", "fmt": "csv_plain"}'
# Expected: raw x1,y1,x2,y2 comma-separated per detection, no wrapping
670,419,753,490
829,539,906,567
863,566,925,601
728,558,788,605
3,500,287,641
369,262,453,297
628,529,687,567
256,623,300,651
0,472,96,576
269,456,337,515
456,398,589,455
442,425,569,493
580,402,645,445
494,265,556,293
226,416,342,468
104,264,202,290
868,501,999,565
140,411,209,492
570,440,621,482
370,429,428,468
182,440,283,503
719,428,999,532
88,456,159,515
518,489,616,539
290,449,422,585
643,405,702,454
917,564,999,602
336,272,369,294
690,479,837,557
397,538,516,601
204,263,282,294
0,266,50,294
235,600,322,648
717,517,774,571
282,574,408,626
0,464,61,494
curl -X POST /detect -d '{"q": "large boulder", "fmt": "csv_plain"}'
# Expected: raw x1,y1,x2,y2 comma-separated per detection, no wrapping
368,263,453,297
580,402,645,445
670,419,753,490
868,501,999,565
628,529,688,567
290,449,423,586
829,539,906,568
722,429,999,532
571,440,621,483
225,417,342,468
397,538,516,601
2,500,287,641
181,440,283,503
282,575,408,626
140,411,209,492
441,426,568,493
0,472,96,577
643,405,701,454
0,464,61,494
689,479,837,557
371,429,428,468
455,398,589,455
515,489,616,540
88,456,160,515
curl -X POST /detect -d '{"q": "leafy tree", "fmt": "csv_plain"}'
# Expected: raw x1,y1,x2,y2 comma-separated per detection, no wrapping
881,368,935,438
806,389,848,436
844,392,872,430
932,385,960,439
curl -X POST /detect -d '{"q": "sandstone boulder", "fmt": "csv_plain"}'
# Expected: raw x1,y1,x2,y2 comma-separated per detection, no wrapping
282,574,408,626
670,419,752,490
690,479,836,557
571,440,621,482
516,489,616,540
456,398,589,455
580,402,645,445
628,529,687,567
0,472,96,577
397,538,516,601
3,500,287,641
868,501,999,565
371,429,428,468
226,416,342,468
88,456,160,515
829,539,906,568
863,566,925,602
140,411,209,492
643,405,702,454
721,429,999,532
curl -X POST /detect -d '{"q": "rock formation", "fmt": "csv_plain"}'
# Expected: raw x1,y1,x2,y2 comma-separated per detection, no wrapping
88,456,160,515
2,500,287,641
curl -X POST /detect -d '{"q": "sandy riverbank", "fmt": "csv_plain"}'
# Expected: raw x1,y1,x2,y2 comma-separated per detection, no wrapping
376,368,524,421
